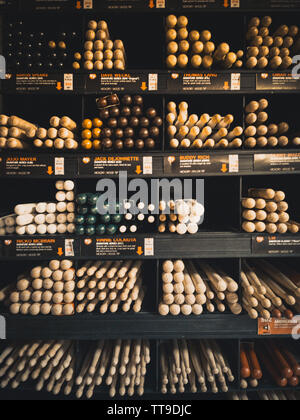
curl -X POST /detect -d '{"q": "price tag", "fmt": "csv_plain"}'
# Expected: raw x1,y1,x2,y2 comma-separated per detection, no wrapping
55,158,65,175
254,153,300,173
252,235,300,255
258,318,300,336
148,74,158,91
64,74,73,91
83,0,93,8
144,238,154,256
143,157,153,175
229,155,239,173
231,73,241,90
65,239,75,257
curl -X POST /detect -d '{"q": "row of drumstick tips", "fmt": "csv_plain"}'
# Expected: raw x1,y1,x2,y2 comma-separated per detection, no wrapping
0,260,145,316
0,339,150,398
240,340,300,389
0,339,298,397
0,258,299,320
241,260,300,320
0,115,78,150
242,188,300,234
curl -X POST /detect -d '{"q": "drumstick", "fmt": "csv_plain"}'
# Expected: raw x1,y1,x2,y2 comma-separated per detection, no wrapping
196,114,210,129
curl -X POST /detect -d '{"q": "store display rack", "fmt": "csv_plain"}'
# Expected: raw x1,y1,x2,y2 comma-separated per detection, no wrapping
0,3,300,400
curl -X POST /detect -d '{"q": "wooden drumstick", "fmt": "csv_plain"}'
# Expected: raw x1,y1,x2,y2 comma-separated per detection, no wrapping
248,188,275,200
191,139,203,149
222,52,237,69
245,125,258,138
243,262,266,295
77,262,93,278
258,260,300,297
228,138,242,149
215,139,228,148
133,288,145,313
247,26,259,40
213,43,230,61
242,198,256,209
196,114,210,129
242,298,258,319
200,263,227,292
176,125,189,142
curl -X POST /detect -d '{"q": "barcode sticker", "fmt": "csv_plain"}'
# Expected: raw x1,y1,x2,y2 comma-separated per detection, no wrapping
65,239,75,257
156,0,165,8
229,155,239,173
64,74,73,91
148,74,158,91
231,0,240,7
83,0,93,9
231,73,241,91
55,158,65,175
144,238,154,256
143,157,153,175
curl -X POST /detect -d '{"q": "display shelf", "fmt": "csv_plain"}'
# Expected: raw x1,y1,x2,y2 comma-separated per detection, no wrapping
0,232,249,260
2,71,300,95
1,233,300,260
0,2,299,403
1,150,300,178
3,0,300,12
2,313,257,340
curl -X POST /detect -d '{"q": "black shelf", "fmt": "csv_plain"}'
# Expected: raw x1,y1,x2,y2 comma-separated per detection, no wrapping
2,71,300,95
3,0,300,13
3,313,257,340
1,233,300,259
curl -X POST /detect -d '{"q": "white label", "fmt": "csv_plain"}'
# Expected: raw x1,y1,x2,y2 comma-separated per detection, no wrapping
143,157,153,175
231,0,240,7
229,155,239,173
55,158,65,175
65,239,75,257
144,238,154,256
148,73,158,91
156,0,165,7
231,73,241,91
83,0,93,9
64,74,73,91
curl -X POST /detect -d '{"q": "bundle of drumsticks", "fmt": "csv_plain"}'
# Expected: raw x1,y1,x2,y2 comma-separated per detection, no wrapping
159,260,241,317
240,341,300,389
167,101,243,150
0,339,150,399
241,260,300,320
246,16,299,70
165,15,243,69
160,339,235,394
167,100,300,151
242,188,300,234
244,99,299,149
0,115,78,150
75,260,145,314
0,260,146,316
